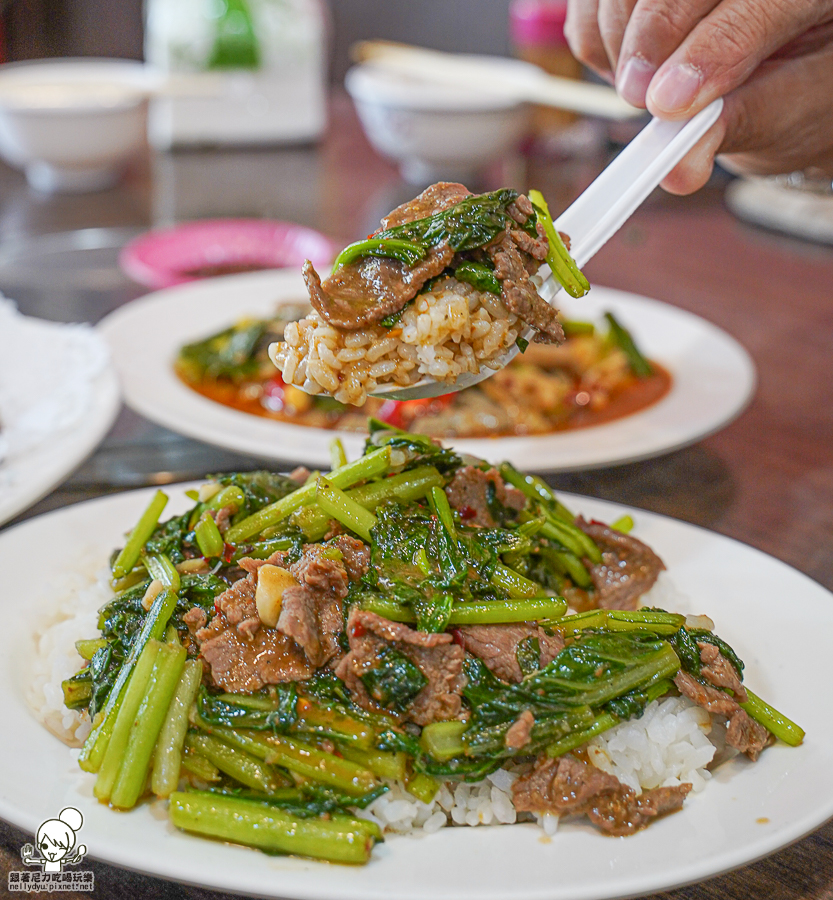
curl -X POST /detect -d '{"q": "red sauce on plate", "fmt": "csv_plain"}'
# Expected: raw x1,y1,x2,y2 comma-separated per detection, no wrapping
177,363,672,437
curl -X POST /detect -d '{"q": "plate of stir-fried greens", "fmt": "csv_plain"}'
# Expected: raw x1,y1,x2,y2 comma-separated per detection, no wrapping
99,268,756,472
1,428,832,900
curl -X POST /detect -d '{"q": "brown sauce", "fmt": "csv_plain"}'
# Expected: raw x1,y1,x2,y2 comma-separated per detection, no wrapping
178,363,673,438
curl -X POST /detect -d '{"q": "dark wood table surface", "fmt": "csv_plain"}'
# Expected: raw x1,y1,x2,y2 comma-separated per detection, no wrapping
0,94,831,900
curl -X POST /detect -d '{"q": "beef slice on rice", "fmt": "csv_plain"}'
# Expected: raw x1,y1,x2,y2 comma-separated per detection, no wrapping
513,754,691,836
336,608,466,726
304,182,471,330
674,668,772,760
486,231,564,343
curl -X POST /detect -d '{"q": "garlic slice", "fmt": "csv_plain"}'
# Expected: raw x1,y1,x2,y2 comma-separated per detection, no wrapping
255,564,299,628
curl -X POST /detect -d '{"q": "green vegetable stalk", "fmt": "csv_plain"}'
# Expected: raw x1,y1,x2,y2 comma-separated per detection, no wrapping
170,792,378,864
111,491,168,579
528,189,590,299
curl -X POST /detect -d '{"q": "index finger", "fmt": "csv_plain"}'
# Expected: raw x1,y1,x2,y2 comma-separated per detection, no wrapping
644,0,833,117
615,0,719,105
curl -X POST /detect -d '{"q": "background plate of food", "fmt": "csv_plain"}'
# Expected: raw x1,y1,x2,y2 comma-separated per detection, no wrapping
2,479,831,900
98,269,755,471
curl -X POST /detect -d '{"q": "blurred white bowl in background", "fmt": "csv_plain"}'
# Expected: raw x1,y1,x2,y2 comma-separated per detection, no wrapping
345,60,530,184
0,58,153,193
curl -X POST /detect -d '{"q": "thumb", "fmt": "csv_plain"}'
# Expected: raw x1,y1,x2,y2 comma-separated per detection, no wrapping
659,118,726,195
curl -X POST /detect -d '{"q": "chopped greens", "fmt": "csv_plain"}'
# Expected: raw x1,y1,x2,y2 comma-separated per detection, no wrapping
61,429,801,865
360,647,428,714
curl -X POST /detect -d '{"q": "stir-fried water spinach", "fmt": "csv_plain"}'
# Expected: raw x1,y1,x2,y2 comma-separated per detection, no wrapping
62,429,802,865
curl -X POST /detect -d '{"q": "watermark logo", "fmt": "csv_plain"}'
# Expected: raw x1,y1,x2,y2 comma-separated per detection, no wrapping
8,807,94,892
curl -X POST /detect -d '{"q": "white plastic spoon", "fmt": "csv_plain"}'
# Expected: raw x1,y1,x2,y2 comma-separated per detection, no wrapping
372,97,724,401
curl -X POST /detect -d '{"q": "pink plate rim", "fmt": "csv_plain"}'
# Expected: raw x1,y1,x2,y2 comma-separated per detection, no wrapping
119,218,338,289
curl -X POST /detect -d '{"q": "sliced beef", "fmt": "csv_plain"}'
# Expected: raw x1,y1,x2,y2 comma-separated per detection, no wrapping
487,232,565,343
194,535,369,688
198,627,314,693
277,537,367,668
726,710,772,761
456,623,565,683
329,534,371,581
697,641,747,700
335,609,466,726
508,223,550,261
576,517,665,610
506,195,550,260
514,754,621,813
673,670,739,717
194,575,315,692
513,754,691,836
304,249,456,330
304,182,470,330
674,670,772,760
182,606,207,635
444,466,527,527
505,709,535,750
214,574,259,629
380,181,472,229
507,192,536,224
586,784,693,836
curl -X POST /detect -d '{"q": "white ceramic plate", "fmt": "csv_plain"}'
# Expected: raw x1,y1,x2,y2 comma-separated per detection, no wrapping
0,365,120,527
97,270,756,471
2,486,831,900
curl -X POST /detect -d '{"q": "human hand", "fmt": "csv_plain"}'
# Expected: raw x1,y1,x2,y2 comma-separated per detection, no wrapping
564,0,833,193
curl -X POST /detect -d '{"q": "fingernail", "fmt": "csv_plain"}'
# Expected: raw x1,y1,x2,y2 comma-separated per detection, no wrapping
616,56,655,107
649,64,702,113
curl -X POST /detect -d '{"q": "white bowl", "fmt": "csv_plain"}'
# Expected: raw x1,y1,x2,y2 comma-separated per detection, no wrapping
0,59,154,193
345,60,530,184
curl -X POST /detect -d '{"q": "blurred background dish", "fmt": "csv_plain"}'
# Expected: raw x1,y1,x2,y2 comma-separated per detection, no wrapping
344,44,637,185
97,269,756,471
119,218,338,288
0,58,152,193
344,59,532,185
725,175,833,245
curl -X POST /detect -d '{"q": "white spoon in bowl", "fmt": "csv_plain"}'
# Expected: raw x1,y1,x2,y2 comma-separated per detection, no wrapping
371,97,724,401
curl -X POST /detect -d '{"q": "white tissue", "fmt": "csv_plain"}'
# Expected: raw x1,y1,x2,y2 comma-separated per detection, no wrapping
0,298,110,477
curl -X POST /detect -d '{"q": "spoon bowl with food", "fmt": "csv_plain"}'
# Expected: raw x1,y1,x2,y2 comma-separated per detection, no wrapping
269,100,723,405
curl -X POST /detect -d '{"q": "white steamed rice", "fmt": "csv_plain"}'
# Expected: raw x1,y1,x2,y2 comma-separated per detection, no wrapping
27,569,718,836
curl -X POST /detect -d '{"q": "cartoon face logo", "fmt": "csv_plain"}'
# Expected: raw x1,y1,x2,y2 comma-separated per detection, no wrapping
22,808,86,874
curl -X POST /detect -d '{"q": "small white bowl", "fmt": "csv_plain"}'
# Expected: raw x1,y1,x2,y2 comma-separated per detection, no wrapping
345,60,530,184
0,58,153,193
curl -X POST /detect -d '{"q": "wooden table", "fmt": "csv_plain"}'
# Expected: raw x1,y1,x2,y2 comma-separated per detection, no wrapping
1,94,832,900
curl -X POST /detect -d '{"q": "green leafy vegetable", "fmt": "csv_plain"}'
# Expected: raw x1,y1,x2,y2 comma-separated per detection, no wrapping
359,646,427,714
